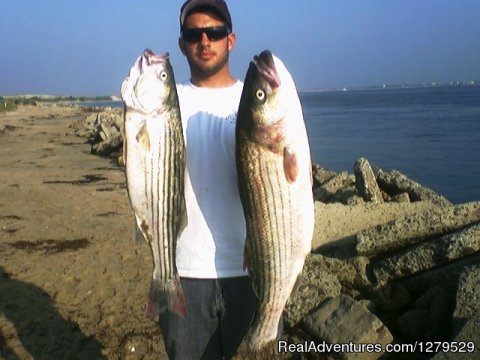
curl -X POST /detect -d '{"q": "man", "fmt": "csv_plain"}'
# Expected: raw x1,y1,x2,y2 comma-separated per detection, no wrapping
158,1,257,359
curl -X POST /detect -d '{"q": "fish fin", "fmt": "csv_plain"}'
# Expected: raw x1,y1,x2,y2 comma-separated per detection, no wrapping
283,146,298,183
243,258,248,272
252,121,286,155
139,218,152,243
243,238,252,273
134,217,152,244
243,241,249,272
243,240,261,298
145,276,186,319
135,122,150,151
132,222,144,245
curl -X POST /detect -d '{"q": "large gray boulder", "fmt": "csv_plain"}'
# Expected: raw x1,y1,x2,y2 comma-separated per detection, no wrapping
302,295,393,360
376,169,452,206
353,158,383,204
452,265,480,337
431,311,479,359
356,202,480,257
372,222,480,284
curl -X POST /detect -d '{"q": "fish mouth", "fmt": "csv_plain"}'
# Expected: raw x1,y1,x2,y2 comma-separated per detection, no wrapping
143,48,169,66
253,50,281,88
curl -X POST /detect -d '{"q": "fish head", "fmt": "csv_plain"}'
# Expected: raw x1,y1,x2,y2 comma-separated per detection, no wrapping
237,50,303,151
122,49,177,114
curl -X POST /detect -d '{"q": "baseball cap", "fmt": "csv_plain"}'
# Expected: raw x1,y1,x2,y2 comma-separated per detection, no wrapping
180,0,232,31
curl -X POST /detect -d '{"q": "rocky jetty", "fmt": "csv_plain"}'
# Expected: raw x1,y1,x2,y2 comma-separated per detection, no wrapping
284,158,479,360
74,110,479,359
70,107,123,158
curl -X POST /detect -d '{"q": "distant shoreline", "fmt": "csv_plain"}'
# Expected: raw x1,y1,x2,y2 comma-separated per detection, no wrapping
0,95,119,101
0,96,122,113
2,82,479,99
301,81,480,93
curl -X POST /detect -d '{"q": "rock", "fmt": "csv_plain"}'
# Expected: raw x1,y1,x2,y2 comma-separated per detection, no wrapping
415,285,454,340
74,109,124,156
312,201,435,252
70,112,97,137
398,308,429,340
431,311,480,359
284,254,342,328
370,283,411,311
358,299,376,313
398,285,453,341
312,164,337,186
354,158,383,203
284,272,341,328
372,222,480,284
345,195,366,206
99,122,114,141
355,202,480,257
283,253,372,329
391,192,410,203
302,295,393,360
377,169,452,206
452,265,480,336
401,253,480,300
91,131,123,156
314,171,355,203
310,254,370,288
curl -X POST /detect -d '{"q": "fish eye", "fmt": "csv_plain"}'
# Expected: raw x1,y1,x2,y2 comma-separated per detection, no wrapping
160,71,168,80
255,89,265,101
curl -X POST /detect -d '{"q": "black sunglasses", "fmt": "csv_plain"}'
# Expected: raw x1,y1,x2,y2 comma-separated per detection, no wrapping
182,26,230,43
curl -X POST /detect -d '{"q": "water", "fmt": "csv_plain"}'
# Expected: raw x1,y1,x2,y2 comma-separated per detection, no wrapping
89,86,480,204
301,86,480,204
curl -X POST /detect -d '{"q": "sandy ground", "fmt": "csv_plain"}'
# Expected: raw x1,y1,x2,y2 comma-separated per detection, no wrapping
0,106,432,360
1,106,167,359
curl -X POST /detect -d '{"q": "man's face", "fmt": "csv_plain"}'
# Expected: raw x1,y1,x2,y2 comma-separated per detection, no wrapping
179,10,235,79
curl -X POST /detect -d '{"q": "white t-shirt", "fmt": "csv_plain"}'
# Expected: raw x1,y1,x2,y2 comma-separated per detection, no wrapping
176,80,247,278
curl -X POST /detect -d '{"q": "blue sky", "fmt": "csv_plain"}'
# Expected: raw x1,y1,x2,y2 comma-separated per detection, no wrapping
1,0,479,96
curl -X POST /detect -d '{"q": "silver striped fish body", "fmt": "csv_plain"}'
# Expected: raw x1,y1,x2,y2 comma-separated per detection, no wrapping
235,51,314,357
121,49,186,319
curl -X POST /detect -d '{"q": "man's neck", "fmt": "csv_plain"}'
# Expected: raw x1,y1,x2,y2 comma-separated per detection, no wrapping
190,69,237,88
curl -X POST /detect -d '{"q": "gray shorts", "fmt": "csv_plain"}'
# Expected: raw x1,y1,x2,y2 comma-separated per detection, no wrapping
159,276,258,360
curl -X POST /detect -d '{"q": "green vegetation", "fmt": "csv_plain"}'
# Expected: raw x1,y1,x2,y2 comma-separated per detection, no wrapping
26,95,112,102
0,97,40,113
0,95,114,113
0,97,18,113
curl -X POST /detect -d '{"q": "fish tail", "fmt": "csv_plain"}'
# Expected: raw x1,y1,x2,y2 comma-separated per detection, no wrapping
132,222,145,246
145,276,186,319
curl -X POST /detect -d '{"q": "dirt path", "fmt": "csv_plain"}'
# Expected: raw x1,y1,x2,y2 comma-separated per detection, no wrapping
0,106,167,359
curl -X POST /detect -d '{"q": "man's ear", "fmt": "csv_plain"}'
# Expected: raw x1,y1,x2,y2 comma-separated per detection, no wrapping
178,37,187,56
227,32,236,52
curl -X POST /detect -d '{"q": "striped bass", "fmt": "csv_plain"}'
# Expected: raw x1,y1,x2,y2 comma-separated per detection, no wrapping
235,50,314,358
121,49,186,319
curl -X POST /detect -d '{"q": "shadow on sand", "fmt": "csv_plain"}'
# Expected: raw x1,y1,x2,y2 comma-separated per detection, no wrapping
0,266,106,359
